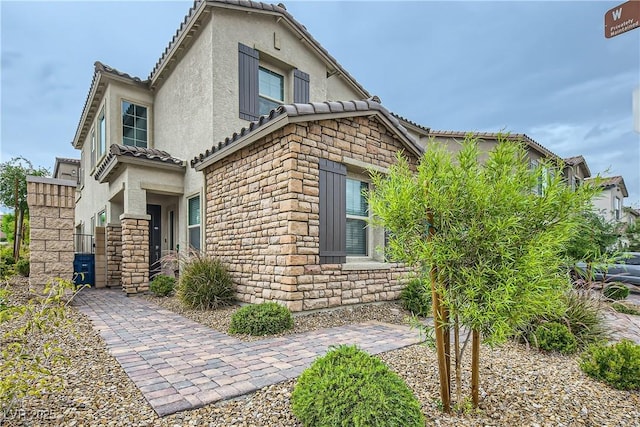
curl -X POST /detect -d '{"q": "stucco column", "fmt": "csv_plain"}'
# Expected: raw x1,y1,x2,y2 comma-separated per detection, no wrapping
120,214,150,294
26,176,77,287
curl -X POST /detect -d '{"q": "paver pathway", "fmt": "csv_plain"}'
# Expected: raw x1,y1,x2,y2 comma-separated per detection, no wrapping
73,289,422,417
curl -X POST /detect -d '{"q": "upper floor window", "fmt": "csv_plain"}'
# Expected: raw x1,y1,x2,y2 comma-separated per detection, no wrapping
122,101,148,148
97,210,106,227
258,67,284,115
90,128,96,170
615,197,621,220
238,43,309,121
98,109,106,160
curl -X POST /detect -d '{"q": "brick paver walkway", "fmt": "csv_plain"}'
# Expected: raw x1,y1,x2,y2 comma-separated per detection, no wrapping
73,289,422,416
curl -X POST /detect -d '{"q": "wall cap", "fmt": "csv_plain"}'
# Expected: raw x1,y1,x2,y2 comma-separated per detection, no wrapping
26,175,77,187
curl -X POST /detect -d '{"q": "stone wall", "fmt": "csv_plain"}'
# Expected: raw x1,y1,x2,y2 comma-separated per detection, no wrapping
26,176,77,287
204,116,418,311
120,215,149,294
106,223,123,287
94,226,106,288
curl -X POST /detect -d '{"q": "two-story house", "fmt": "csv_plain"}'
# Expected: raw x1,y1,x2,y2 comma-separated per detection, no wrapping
71,0,430,308
587,175,629,223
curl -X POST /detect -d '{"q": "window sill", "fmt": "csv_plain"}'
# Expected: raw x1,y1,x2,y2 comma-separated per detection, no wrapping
342,261,392,271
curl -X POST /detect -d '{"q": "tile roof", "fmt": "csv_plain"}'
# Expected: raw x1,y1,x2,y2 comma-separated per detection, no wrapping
390,112,430,133
563,155,585,165
72,62,148,149
94,144,185,182
149,0,370,98
191,98,419,169
428,130,561,161
55,157,80,164
586,175,629,197
563,155,591,178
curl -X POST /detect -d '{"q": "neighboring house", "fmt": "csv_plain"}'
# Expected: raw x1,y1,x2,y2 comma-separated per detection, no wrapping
70,0,429,298
53,157,80,183
562,155,591,190
587,176,628,223
426,131,562,194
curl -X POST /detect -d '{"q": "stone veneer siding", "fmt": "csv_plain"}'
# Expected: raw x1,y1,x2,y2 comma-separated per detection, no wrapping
26,177,76,286
204,116,418,311
120,216,149,294
106,224,123,287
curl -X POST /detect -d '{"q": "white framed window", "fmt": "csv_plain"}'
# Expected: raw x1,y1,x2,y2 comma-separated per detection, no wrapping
615,197,621,220
90,128,96,170
188,195,201,251
122,101,148,147
258,67,284,115
346,177,369,257
97,210,106,227
98,109,106,160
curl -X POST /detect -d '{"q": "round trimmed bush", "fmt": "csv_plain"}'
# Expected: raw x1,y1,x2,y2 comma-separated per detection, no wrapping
580,339,640,390
15,258,29,277
177,256,234,309
229,302,293,336
532,321,578,355
291,345,425,427
150,274,175,297
603,283,629,301
400,278,431,317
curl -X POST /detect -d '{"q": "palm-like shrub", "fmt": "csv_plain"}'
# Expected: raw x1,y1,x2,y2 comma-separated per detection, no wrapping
177,256,234,309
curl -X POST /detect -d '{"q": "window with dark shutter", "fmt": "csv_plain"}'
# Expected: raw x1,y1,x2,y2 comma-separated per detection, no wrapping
319,158,347,264
293,69,310,103
238,43,259,121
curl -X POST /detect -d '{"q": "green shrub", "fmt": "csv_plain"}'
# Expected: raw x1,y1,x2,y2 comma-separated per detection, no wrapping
1,246,15,265
532,322,578,355
1,278,82,413
229,302,293,336
400,278,431,317
291,345,424,427
603,283,629,300
580,340,640,390
177,256,234,309
611,302,640,316
15,258,29,277
149,274,175,297
517,291,606,350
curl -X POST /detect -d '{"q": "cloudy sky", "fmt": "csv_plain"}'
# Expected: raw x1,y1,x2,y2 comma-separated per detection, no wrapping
1,0,639,206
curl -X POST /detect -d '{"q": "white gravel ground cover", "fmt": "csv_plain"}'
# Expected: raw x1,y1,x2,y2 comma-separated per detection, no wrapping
1,280,638,426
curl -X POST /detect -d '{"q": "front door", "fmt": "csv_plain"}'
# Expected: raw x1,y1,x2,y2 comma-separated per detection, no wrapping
147,204,162,279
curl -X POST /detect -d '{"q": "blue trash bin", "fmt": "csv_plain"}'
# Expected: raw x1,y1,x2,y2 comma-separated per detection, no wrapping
73,253,95,287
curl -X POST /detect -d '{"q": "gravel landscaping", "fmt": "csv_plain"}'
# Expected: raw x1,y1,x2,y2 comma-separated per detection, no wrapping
2,279,639,426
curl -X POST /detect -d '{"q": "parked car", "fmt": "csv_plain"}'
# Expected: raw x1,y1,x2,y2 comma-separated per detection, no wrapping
575,252,640,286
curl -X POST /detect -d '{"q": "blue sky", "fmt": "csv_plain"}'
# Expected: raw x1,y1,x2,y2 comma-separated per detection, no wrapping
1,0,639,206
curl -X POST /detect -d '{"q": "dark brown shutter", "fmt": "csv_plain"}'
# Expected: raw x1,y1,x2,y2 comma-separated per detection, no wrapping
319,158,346,264
293,69,310,103
238,43,259,121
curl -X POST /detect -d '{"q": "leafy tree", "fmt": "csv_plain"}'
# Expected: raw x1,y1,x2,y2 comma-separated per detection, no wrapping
368,135,597,411
0,157,48,259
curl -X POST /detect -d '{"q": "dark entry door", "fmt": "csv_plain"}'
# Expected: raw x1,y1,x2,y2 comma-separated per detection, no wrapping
147,204,162,279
